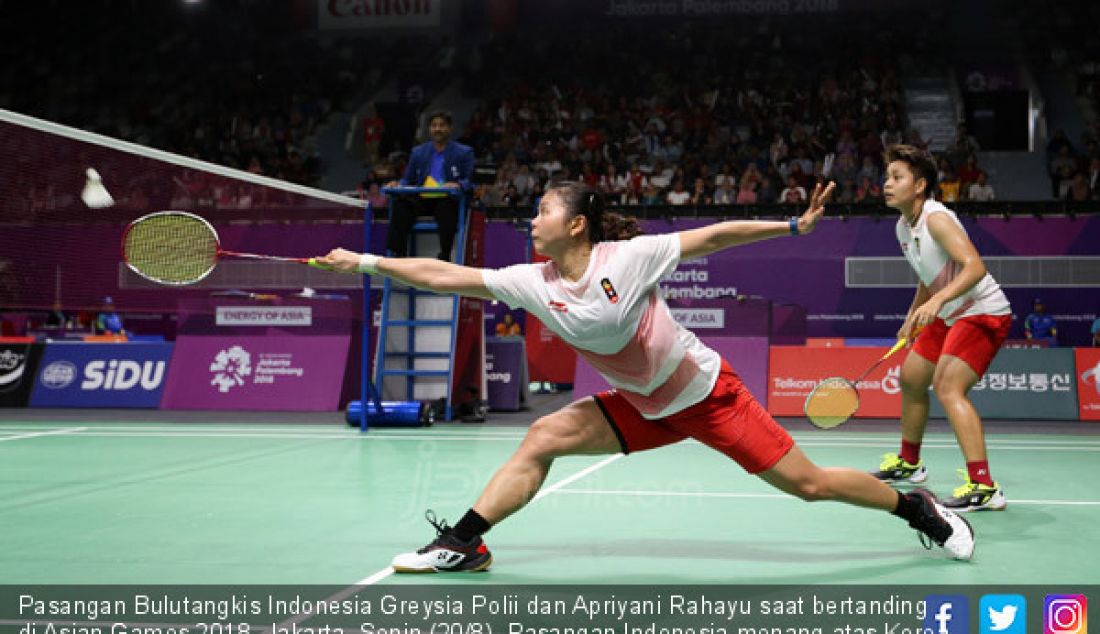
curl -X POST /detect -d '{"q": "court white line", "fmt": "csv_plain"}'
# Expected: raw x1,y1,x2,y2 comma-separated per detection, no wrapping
4,431,526,441
0,427,88,443
6,428,1100,450
348,453,624,589
0,423,535,436
553,488,1100,506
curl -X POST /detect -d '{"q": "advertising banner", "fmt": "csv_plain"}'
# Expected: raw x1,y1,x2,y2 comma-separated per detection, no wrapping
768,346,902,418
29,343,173,408
929,349,1078,420
0,342,45,407
161,336,349,411
486,337,527,411
1075,348,1100,421
319,0,441,29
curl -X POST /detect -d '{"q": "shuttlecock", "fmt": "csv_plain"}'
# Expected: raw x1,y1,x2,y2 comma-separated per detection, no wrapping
81,168,115,209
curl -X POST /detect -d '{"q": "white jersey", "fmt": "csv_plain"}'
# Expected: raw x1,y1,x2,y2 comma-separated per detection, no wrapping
482,234,721,419
896,199,1011,324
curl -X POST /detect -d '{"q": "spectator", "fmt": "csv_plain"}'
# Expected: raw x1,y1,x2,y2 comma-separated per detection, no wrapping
495,313,521,337
758,176,777,204
1092,312,1100,347
736,179,758,204
938,168,961,203
95,297,125,336
1065,172,1093,201
689,177,710,206
44,301,69,327
385,111,474,260
667,180,690,205
513,164,536,202
1050,145,1078,196
837,178,857,203
362,104,385,165
1089,157,1100,198
855,175,883,203
967,172,996,202
1025,298,1058,346
779,175,807,204
641,183,663,206
857,156,880,186
365,183,388,209
957,154,982,191
713,178,736,205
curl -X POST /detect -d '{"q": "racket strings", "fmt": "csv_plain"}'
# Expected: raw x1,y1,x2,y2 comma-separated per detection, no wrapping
123,213,219,284
804,377,860,429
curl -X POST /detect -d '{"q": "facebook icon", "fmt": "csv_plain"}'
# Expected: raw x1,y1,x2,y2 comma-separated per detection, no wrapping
925,595,970,634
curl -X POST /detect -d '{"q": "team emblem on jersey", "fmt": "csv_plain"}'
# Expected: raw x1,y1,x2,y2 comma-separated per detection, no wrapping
548,300,568,313
600,278,620,304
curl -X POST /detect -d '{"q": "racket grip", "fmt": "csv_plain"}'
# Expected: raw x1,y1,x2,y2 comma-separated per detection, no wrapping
306,258,331,270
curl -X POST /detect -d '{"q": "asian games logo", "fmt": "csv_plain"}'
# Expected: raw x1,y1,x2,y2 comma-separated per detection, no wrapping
881,365,902,395
210,345,251,393
1082,360,1100,396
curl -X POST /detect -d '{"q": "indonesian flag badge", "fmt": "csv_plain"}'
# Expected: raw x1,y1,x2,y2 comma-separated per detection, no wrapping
600,278,620,304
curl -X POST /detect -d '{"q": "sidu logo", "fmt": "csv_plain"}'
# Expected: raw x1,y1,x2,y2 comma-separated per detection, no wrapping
81,360,166,391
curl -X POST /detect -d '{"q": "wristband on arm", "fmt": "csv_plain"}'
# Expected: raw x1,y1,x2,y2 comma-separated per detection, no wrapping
358,253,381,274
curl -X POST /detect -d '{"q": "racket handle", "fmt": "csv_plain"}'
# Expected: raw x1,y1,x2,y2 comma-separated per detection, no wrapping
883,337,908,359
306,258,332,270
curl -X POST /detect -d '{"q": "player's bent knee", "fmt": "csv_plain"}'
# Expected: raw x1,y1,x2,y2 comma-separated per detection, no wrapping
793,478,832,502
520,415,573,459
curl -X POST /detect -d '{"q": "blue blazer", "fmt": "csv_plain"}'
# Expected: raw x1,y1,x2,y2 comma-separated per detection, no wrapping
400,140,475,196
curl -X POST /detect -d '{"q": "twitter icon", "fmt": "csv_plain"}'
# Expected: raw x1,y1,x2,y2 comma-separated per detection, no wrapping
981,595,1027,634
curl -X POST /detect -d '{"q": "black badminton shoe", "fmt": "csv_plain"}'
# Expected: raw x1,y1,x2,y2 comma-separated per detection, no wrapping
391,510,493,573
904,488,975,561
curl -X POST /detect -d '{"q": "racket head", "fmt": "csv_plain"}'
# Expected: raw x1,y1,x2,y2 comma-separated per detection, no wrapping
803,376,860,429
122,211,220,285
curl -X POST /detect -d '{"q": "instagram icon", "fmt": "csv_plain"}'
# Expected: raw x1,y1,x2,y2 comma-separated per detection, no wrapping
1045,594,1088,634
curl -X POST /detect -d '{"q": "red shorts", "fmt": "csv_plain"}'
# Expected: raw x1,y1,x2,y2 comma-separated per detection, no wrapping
593,360,794,474
910,314,1012,376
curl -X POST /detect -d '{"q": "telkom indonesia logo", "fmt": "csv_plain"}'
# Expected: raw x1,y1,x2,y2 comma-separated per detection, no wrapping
210,345,251,393
1083,360,1100,395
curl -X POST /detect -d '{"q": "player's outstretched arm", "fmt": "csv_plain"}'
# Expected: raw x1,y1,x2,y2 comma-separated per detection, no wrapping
679,181,835,260
316,248,496,300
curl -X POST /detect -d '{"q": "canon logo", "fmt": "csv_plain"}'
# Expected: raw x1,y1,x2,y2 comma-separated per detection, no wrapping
327,0,434,17
80,360,166,391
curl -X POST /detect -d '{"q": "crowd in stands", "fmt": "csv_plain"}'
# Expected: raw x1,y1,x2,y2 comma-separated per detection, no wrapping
1020,0,1100,201
394,15,998,210
0,0,416,215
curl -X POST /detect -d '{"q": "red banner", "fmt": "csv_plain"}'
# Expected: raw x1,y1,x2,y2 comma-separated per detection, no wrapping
768,346,904,418
1075,348,1100,421
452,210,486,412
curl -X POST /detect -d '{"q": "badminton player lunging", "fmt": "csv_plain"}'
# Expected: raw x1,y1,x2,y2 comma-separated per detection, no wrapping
318,181,974,572
873,145,1011,512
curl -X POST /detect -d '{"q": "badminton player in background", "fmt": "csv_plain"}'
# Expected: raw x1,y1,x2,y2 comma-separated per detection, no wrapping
318,181,975,573
874,144,1011,512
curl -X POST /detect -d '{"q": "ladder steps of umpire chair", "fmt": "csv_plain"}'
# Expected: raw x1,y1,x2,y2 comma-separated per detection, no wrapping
384,319,454,327
375,187,469,422
381,369,451,377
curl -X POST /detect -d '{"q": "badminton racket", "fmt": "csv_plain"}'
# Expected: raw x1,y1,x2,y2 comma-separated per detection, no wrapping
803,332,919,429
121,211,324,286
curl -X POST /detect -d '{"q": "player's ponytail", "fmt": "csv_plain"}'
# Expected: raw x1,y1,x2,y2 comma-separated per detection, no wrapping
548,182,642,243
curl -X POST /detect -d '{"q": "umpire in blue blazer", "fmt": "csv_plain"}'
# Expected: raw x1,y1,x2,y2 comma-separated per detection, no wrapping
386,110,475,260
